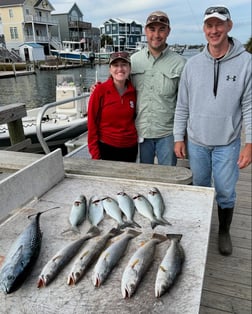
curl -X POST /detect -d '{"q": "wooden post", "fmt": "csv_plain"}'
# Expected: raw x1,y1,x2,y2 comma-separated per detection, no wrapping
0,103,27,145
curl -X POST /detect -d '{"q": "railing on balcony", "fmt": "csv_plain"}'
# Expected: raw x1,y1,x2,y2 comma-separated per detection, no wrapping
68,21,92,30
24,15,58,26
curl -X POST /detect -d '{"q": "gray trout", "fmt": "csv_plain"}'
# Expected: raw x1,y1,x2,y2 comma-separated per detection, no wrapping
88,195,104,227
155,234,185,297
133,193,166,229
147,187,172,225
67,227,122,285
62,194,87,234
92,229,141,287
117,192,141,228
37,226,100,288
121,233,168,298
0,210,53,294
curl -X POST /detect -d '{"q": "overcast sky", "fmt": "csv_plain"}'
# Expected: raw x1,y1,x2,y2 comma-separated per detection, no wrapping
52,0,251,45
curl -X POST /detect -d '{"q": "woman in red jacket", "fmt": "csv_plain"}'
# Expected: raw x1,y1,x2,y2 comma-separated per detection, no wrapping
87,51,138,162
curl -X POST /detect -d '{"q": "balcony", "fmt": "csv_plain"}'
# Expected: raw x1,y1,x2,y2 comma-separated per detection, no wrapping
68,21,92,30
24,15,58,26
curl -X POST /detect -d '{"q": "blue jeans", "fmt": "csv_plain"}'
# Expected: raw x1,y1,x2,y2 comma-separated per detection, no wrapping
139,135,177,165
187,138,240,208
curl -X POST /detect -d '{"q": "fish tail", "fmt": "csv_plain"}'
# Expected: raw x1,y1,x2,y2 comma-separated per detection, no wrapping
87,225,100,236
160,217,172,226
166,234,183,241
28,206,60,219
151,218,166,229
61,226,80,235
126,229,142,238
37,276,46,288
127,219,142,229
118,221,132,230
151,233,168,243
67,273,76,286
108,227,123,237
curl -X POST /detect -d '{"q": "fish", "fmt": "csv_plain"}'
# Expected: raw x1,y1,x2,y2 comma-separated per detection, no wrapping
88,195,104,227
132,193,166,229
117,192,141,228
37,226,100,288
92,229,141,287
155,234,185,297
147,187,172,225
62,194,87,234
67,227,122,285
101,196,131,229
0,208,58,294
121,233,168,298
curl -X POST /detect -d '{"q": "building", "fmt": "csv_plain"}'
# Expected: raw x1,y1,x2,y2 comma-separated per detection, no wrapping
51,3,99,52
0,0,60,55
100,18,143,52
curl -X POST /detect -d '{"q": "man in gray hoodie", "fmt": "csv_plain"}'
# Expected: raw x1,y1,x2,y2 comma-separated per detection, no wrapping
173,6,251,255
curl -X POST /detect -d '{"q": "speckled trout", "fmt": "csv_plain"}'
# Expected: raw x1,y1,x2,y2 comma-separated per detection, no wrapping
155,234,185,297
121,233,168,298
92,229,141,287
37,226,100,288
117,192,141,228
67,227,122,285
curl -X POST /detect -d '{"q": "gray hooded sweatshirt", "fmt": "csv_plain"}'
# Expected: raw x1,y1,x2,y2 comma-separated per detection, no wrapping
174,37,252,146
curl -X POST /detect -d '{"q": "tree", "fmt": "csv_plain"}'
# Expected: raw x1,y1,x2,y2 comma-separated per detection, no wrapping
245,37,252,53
100,35,113,48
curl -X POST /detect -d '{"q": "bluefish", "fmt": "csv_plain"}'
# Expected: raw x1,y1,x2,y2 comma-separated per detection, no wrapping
133,193,166,229
62,194,87,234
147,187,171,225
88,195,104,227
117,192,141,228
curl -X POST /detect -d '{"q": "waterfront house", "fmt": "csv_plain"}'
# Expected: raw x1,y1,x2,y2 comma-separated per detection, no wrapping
100,18,143,52
0,0,61,56
51,3,100,52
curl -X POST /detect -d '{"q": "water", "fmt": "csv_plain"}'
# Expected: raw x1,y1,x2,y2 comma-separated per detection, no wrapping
0,64,109,109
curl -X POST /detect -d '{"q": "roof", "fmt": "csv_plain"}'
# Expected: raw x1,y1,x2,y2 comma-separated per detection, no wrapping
19,43,44,48
0,0,25,5
104,18,142,25
52,3,82,16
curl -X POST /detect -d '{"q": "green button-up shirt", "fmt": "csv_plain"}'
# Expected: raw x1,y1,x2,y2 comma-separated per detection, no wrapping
131,46,186,138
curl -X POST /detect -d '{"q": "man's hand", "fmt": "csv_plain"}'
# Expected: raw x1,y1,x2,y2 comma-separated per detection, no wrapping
237,143,252,169
174,141,186,159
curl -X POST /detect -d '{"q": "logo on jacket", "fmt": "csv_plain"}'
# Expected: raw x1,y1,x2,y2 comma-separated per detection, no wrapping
226,75,236,81
130,101,135,108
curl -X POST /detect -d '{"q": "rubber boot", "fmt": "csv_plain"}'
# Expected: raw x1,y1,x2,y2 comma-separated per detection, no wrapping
218,206,234,256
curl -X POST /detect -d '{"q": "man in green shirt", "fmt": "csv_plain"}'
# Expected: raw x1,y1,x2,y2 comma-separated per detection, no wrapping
131,11,186,165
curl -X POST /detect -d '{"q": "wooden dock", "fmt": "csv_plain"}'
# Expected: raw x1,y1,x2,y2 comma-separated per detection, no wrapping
200,164,251,313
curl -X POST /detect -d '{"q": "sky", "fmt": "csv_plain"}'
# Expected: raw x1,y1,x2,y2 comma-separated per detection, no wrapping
51,0,251,45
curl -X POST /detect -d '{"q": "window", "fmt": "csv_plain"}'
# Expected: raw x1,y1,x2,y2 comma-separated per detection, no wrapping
10,27,18,39
9,9,14,18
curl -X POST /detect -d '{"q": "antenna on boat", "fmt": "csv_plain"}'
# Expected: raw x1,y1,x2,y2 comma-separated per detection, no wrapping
95,70,98,83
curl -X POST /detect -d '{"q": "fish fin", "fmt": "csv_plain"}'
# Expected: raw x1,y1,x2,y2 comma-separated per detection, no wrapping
151,233,168,242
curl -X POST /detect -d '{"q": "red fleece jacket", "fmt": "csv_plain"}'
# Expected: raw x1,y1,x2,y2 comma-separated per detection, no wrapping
87,77,138,159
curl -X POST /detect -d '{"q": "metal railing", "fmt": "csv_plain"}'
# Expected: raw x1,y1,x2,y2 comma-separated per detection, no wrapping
36,93,89,154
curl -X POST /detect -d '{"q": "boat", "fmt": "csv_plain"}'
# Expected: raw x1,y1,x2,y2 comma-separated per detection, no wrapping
0,74,90,154
51,41,95,63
